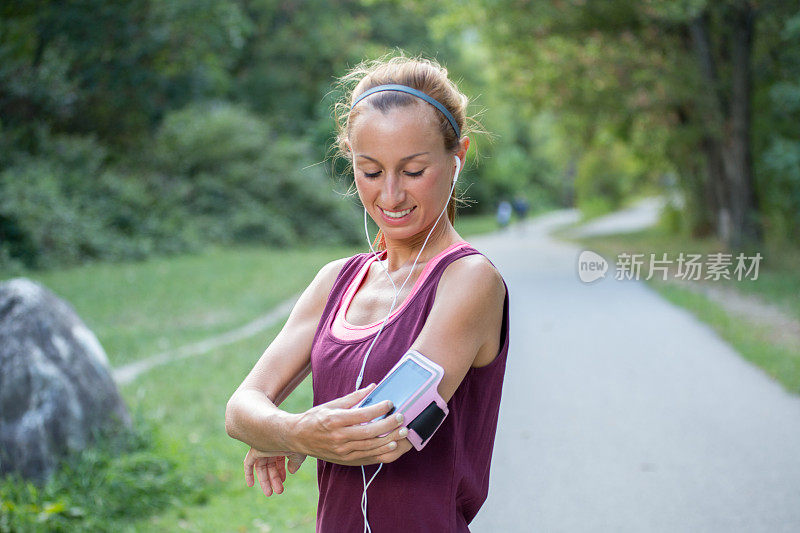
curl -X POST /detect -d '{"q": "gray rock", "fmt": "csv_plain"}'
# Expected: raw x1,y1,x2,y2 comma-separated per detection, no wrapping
0,278,130,483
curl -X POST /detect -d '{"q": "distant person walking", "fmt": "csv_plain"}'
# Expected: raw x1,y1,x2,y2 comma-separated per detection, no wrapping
512,195,529,221
511,195,530,234
497,200,512,230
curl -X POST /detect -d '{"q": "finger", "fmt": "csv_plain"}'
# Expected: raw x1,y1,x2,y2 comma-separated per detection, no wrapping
338,399,395,426
288,453,306,474
345,410,405,440
276,455,287,483
244,452,255,487
255,459,273,497
268,459,284,495
347,424,409,455
374,438,413,464
356,438,402,461
325,383,376,409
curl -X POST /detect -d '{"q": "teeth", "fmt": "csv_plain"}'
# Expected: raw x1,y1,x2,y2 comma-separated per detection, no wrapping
382,207,413,218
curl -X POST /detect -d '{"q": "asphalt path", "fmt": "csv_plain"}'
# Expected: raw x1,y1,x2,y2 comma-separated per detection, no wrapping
565,197,666,239
468,210,800,532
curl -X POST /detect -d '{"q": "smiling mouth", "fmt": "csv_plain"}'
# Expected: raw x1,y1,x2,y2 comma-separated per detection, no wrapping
381,206,415,218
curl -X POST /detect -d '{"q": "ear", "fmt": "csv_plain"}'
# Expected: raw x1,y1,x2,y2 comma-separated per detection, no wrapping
455,136,470,167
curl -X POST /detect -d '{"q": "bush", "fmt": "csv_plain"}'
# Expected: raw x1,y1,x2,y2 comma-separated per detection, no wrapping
0,159,102,268
0,104,361,270
0,414,203,533
155,101,270,176
154,101,361,247
0,155,199,269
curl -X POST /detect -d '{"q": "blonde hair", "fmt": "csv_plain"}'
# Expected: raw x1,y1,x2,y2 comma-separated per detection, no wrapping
331,53,479,251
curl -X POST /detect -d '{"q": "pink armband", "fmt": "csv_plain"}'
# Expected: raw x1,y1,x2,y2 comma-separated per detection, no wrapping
355,349,449,451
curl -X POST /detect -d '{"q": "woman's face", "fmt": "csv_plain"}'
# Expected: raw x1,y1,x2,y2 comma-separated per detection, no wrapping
349,103,462,244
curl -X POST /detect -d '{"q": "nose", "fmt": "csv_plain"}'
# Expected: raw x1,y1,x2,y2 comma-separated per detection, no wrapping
380,171,406,208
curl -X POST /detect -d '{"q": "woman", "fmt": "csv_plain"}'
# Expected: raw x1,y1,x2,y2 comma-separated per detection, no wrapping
225,55,510,532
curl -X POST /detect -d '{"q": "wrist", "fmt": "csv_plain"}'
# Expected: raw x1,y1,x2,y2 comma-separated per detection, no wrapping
277,411,304,454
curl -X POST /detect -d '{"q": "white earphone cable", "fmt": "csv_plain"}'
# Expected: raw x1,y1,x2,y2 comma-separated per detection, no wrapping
357,156,461,532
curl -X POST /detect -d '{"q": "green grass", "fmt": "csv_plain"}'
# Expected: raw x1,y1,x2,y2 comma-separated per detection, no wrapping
0,243,336,532
121,330,319,533
563,226,800,395
13,244,355,367
1,245,347,532
0,411,206,532
454,212,499,237
0,214,501,531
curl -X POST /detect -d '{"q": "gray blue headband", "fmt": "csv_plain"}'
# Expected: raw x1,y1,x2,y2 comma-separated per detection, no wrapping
350,84,461,138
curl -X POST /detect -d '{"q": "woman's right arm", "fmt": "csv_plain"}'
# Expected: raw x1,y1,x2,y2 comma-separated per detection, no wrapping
224,257,348,452
226,256,406,472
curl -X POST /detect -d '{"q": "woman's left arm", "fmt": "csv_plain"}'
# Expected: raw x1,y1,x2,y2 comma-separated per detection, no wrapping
371,255,507,464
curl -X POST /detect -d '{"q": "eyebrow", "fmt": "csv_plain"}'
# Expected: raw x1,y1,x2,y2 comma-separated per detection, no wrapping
356,152,430,163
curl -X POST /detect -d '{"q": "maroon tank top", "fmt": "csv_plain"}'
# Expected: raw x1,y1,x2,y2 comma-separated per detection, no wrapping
309,243,510,532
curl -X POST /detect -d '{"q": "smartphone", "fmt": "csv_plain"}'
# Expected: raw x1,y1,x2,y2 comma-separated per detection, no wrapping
356,350,443,424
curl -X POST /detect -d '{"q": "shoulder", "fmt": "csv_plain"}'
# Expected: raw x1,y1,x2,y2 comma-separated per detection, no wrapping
316,255,353,284
309,255,357,298
438,253,506,309
429,252,506,345
293,254,359,316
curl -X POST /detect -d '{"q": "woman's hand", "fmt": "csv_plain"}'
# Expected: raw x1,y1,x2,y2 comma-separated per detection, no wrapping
369,437,413,465
244,447,307,497
292,384,412,466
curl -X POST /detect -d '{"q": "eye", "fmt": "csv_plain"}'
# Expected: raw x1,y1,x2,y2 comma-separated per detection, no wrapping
405,168,425,177
363,170,381,178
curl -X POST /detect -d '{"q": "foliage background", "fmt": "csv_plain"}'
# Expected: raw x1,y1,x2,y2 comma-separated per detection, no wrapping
0,0,565,271
1,0,798,530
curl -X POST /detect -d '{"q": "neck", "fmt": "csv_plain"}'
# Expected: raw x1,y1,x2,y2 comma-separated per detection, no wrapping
379,219,462,272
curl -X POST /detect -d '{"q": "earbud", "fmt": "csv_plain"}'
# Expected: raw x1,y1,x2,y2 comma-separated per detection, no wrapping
453,155,461,183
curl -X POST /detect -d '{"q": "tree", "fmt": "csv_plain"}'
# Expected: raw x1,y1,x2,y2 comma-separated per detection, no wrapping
461,0,798,248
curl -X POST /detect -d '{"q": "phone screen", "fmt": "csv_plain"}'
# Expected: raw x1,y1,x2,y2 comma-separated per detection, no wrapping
359,359,432,422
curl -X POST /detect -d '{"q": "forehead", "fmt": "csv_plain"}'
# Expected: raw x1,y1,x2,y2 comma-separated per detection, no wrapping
349,103,444,157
